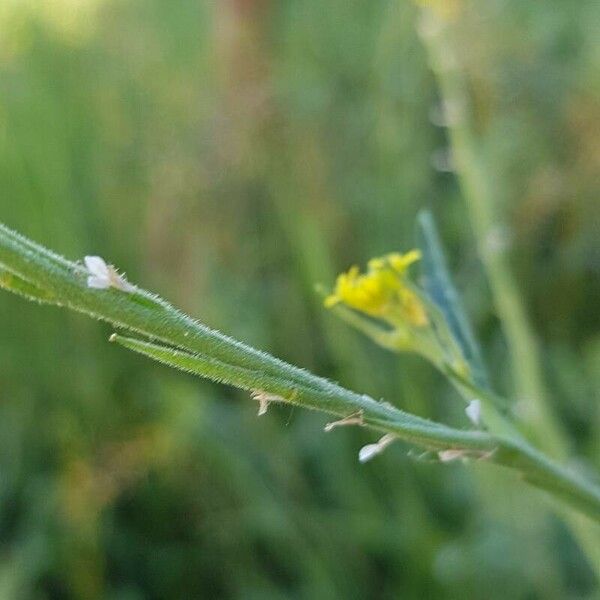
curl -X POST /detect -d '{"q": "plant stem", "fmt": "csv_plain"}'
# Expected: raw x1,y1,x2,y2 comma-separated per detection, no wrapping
417,8,566,458
416,6,599,576
1,221,600,526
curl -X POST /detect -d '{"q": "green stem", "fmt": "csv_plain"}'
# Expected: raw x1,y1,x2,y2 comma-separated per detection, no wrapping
111,334,600,524
416,6,599,576
417,8,565,458
1,221,599,526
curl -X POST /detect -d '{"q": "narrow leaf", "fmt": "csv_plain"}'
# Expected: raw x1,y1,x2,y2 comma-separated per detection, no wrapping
417,210,490,389
0,266,57,304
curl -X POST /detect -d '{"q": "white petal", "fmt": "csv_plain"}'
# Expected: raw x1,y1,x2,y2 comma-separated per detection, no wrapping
438,449,465,463
359,444,380,463
251,390,284,416
358,433,396,463
257,398,269,416
84,256,109,278
465,399,481,427
108,268,135,292
87,275,110,289
324,411,363,432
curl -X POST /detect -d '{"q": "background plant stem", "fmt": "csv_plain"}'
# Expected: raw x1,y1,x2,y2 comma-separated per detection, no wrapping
416,6,600,577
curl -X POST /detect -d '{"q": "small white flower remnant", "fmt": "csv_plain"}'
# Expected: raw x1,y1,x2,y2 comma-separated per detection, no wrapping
429,98,464,128
438,447,497,463
438,449,468,463
484,225,512,257
250,390,284,416
84,256,134,292
465,399,482,427
324,410,364,432
358,433,397,464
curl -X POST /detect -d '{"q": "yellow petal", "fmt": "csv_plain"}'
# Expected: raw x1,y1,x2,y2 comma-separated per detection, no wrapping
389,250,421,274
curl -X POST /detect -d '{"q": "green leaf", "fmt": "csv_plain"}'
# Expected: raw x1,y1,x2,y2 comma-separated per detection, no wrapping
416,210,489,389
0,266,57,304
110,334,500,452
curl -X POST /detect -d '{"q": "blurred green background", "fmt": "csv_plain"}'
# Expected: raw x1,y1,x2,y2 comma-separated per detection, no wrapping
1,0,599,598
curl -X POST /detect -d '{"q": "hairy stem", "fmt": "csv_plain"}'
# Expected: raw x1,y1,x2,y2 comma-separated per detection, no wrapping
1,221,600,525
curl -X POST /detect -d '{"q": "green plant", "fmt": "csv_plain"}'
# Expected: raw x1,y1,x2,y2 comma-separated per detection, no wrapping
1,218,599,557
415,2,600,572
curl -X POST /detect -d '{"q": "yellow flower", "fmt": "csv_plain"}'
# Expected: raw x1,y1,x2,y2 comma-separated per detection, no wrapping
325,250,428,326
370,250,422,274
399,286,429,327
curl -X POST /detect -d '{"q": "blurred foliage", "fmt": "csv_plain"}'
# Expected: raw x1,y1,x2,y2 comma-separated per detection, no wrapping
0,0,599,598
